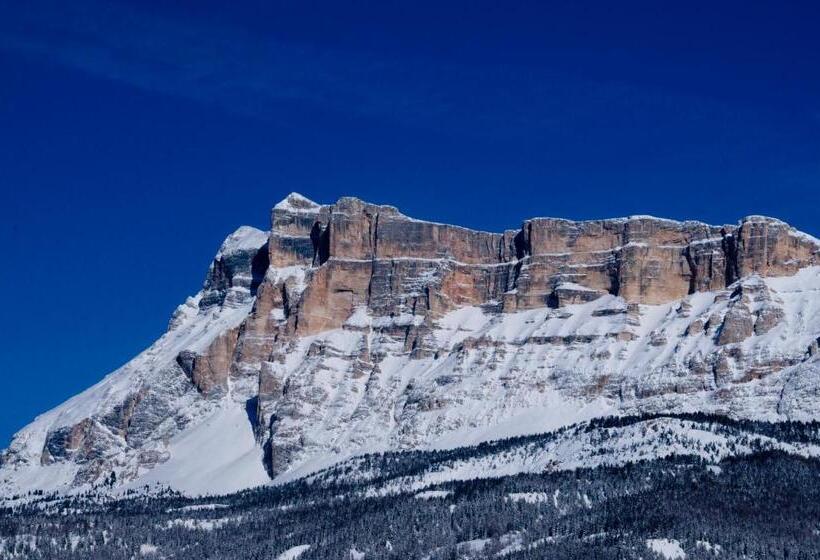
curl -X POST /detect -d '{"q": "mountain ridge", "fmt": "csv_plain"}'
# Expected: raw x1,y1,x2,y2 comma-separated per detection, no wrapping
2,193,819,497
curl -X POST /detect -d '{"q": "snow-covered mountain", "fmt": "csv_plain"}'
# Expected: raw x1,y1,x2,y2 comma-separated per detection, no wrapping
2,193,819,497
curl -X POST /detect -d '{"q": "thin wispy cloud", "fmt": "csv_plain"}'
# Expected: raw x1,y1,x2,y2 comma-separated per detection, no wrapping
0,0,739,142
1,2,387,115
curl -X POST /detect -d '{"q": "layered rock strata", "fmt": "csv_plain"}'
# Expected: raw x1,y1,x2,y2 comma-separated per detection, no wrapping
2,193,819,495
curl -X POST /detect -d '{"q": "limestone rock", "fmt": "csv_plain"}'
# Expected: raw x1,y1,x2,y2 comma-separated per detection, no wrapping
736,216,819,278
550,282,607,307
201,226,269,309
3,192,820,495
755,305,785,335
176,327,240,397
686,318,706,336
717,306,755,345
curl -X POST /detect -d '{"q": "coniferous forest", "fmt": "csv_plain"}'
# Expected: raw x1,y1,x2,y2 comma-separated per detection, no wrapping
2,414,820,559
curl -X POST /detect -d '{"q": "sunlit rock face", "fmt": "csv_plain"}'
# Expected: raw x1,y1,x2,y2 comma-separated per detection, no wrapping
2,193,819,496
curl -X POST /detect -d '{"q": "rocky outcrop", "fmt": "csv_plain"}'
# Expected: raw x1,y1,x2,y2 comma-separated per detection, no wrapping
267,196,819,328
201,226,270,309
717,305,755,345
176,327,240,397
736,217,818,278
3,193,819,495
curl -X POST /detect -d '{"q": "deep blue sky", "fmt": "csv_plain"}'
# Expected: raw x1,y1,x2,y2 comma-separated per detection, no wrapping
1,1,818,446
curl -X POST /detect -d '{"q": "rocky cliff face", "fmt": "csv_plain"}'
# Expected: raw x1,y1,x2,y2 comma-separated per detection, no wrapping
2,193,819,496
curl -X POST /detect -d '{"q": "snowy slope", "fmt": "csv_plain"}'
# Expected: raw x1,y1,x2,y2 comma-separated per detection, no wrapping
0,227,269,496
298,414,820,499
2,197,820,498
6,265,818,497
267,267,820,485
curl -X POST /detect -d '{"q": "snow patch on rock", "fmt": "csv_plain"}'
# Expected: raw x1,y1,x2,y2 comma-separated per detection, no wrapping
646,538,686,559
